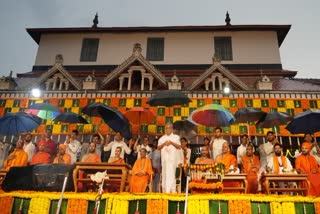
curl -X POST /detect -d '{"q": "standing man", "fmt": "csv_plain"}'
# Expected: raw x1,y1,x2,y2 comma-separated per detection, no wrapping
210,127,228,161
134,136,152,159
37,129,57,159
258,131,277,172
158,122,181,193
104,132,133,160
64,130,81,164
237,134,250,171
22,133,36,164
150,138,161,192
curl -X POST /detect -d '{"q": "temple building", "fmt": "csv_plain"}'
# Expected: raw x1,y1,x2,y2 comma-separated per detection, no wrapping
0,13,319,148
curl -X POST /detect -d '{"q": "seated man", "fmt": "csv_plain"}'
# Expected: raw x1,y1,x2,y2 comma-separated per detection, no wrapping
130,148,153,193
108,147,125,164
195,146,214,164
30,140,51,165
241,143,260,193
81,142,101,163
266,143,293,174
53,144,71,164
215,142,239,174
295,142,320,196
3,140,28,170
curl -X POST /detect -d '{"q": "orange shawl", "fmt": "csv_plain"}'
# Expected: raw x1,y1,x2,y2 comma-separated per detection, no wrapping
273,155,287,174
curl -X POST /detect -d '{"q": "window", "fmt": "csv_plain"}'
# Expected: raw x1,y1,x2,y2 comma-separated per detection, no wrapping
146,38,164,61
80,38,99,62
214,37,233,61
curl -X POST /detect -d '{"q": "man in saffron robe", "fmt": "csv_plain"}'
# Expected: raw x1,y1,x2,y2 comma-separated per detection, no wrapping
130,148,153,193
3,140,28,170
81,142,101,163
195,146,214,164
215,142,240,192
158,122,181,193
295,142,320,196
108,147,125,164
241,143,260,193
53,144,71,164
30,140,51,165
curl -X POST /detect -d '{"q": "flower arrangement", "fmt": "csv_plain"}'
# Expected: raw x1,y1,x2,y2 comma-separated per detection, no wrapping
184,163,226,182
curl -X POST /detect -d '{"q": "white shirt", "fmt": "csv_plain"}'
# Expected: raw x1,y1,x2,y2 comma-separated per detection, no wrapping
311,147,320,165
136,144,152,159
177,148,191,166
104,140,131,158
150,149,161,169
23,142,36,162
212,138,227,161
64,139,81,164
258,141,274,170
267,155,293,174
237,144,247,164
158,133,181,166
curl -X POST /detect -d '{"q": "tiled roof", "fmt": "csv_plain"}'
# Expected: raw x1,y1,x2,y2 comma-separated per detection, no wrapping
273,78,320,91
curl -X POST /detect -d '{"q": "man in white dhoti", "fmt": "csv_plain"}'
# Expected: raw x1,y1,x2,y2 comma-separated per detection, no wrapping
158,123,181,193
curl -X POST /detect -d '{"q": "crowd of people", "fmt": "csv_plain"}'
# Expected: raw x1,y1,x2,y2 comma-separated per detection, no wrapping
1,124,320,196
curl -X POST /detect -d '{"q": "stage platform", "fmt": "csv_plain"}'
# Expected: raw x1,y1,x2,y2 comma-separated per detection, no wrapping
0,191,319,214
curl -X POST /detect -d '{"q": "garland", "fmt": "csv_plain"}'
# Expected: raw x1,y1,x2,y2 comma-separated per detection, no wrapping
147,199,168,214
281,202,295,214
189,181,223,190
229,200,251,214
66,199,88,214
28,197,50,214
187,199,209,214
271,202,282,214
0,196,13,214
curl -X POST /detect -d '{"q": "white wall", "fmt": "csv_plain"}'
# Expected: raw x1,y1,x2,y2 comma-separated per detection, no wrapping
34,31,281,66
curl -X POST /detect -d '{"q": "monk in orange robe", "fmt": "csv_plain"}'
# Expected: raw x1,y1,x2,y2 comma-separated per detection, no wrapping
215,142,240,192
53,144,71,164
195,146,214,164
3,140,28,170
295,142,320,196
241,144,260,193
81,142,101,163
130,148,153,193
108,147,125,164
30,140,51,165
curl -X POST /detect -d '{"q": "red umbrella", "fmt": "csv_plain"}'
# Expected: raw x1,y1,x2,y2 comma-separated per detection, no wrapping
124,107,156,125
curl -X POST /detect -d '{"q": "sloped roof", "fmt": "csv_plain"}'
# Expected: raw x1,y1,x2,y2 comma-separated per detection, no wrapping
187,58,250,90
29,63,81,90
27,24,290,46
273,78,320,91
100,45,167,88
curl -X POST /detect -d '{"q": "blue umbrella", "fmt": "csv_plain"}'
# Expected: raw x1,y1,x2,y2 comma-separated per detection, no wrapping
286,109,320,134
82,102,132,140
0,112,42,135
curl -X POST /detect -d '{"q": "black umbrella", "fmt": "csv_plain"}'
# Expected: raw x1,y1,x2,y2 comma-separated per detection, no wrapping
256,111,293,128
147,90,191,107
81,102,132,140
234,108,267,123
286,109,320,134
0,112,42,135
52,112,88,124
173,120,197,139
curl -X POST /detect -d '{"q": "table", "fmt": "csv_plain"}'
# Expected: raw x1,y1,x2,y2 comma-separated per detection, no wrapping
205,173,248,193
73,162,132,192
261,174,310,196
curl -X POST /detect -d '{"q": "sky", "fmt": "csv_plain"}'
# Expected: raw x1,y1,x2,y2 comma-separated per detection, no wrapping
0,0,319,79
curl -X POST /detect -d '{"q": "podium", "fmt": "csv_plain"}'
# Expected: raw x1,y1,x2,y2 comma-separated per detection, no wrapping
73,162,132,192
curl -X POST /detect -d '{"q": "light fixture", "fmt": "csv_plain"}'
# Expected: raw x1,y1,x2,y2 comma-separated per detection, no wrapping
31,88,41,98
223,86,230,94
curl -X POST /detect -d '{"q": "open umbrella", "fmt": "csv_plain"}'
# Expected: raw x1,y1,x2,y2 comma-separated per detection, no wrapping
0,112,42,135
191,104,235,127
146,90,191,107
234,108,267,137
82,102,132,140
124,107,156,125
286,109,320,134
173,120,197,139
25,103,61,120
52,112,88,124
256,111,293,136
